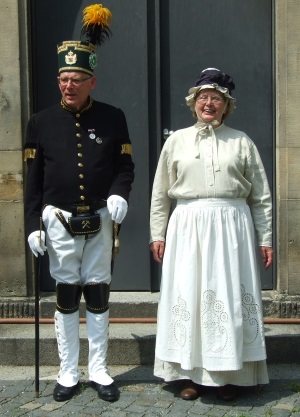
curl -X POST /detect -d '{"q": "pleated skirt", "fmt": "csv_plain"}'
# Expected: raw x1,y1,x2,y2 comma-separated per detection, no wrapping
154,198,269,386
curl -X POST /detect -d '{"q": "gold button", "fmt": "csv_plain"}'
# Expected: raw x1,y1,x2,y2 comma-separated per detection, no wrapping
78,153,83,157
76,133,81,138
80,196,85,201
77,143,82,148
80,185,84,190
79,174,84,179
78,163,83,167
76,113,80,118
76,123,80,127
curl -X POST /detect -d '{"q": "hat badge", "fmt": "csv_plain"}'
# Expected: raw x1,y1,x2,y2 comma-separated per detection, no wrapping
65,50,77,65
89,53,97,69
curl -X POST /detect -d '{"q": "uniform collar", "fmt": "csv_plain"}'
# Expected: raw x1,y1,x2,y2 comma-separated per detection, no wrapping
60,96,94,113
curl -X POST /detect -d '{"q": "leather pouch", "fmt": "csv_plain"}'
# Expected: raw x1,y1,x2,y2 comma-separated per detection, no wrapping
68,213,101,235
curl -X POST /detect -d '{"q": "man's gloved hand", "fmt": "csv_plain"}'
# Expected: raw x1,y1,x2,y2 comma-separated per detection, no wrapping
107,195,128,224
28,231,47,257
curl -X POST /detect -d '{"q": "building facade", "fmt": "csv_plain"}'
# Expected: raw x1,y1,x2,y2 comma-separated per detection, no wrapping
0,0,299,317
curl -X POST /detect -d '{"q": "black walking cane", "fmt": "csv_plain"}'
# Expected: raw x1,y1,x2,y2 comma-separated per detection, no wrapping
111,222,120,274
34,218,42,398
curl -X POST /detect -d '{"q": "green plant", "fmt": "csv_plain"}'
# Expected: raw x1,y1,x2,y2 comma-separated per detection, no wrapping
290,382,300,393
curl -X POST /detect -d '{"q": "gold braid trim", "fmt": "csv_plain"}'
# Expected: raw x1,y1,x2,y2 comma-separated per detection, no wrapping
121,144,132,155
24,148,36,161
60,97,93,113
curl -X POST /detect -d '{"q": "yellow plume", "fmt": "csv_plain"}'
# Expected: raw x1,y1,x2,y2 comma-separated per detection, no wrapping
82,4,112,28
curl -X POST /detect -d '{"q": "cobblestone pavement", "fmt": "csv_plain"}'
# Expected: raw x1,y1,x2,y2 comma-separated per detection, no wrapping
1,365,300,416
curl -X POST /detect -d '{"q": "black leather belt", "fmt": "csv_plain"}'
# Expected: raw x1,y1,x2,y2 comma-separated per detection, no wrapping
53,201,107,214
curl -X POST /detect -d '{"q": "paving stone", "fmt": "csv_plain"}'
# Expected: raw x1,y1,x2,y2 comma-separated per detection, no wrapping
269,408,291,416
1,366,300,416
205,408,227,417
189,404,214,415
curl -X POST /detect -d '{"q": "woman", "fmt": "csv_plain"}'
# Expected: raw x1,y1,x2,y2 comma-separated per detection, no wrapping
149,68,273,401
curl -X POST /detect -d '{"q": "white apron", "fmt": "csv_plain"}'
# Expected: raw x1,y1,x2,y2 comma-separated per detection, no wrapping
154,198,268,386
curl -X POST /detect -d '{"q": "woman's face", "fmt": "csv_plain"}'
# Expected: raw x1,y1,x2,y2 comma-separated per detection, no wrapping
194,88,227,126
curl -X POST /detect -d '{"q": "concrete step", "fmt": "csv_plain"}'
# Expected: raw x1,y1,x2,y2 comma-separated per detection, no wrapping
1,292,299,320
0,292,160,319
1,322,300,366
1,293,300,367
40,292,160,319
0,322,156,366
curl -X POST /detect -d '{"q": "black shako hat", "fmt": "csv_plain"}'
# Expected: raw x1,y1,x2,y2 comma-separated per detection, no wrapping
57,3,112,76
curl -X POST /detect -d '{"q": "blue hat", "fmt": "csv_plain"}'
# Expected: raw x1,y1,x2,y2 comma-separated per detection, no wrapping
194,68,235,94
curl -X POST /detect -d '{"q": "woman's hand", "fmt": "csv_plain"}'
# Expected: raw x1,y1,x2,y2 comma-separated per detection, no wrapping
150,241,165,263
260,246,273,269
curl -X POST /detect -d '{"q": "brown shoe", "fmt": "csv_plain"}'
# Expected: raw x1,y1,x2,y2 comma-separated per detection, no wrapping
180,380,201,400
217,384,237,401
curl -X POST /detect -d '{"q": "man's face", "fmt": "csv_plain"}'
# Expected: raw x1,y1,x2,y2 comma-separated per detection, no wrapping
57,72,96,111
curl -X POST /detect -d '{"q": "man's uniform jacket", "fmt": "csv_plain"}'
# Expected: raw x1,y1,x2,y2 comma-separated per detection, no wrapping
24,98,135,236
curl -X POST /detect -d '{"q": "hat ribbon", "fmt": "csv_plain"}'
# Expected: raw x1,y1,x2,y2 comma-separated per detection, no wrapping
195,118,220,172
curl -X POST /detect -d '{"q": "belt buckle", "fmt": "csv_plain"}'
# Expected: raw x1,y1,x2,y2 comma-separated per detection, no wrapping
76,205,90,214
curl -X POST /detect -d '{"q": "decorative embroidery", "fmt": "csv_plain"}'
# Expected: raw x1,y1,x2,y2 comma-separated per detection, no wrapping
65,50,77,65
121,144,132,155
201,286,261,352
61,97,93,113
24,148,36,161
201,290,229,353
241,284,260,344
168,297,191,354
89,53,97,69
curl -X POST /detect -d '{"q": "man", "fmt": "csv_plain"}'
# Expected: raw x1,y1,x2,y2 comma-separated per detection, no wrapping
24,4,134,402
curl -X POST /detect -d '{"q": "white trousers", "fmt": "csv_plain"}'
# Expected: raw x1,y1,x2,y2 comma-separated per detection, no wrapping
42,205,113,285
43,205,114,386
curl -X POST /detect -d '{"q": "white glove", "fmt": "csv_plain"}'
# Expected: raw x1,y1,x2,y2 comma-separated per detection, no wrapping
107,195,128,224
28,230,47,257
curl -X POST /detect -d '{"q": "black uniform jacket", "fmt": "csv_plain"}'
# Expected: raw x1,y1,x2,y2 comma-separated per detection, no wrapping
24,98,135,236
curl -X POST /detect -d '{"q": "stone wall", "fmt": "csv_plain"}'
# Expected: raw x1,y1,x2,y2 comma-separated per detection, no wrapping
275,0,300,297
0,0,28,296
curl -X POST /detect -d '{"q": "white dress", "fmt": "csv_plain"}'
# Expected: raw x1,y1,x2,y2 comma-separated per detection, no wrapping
150,122,272,386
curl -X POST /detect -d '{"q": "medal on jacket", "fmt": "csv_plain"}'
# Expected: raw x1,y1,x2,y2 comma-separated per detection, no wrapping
88,129,102,145
88,129,96,139
88,129,102,144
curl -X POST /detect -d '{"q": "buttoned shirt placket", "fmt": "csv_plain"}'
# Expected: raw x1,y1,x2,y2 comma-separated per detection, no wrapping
75,113,86,203
198,124,220,198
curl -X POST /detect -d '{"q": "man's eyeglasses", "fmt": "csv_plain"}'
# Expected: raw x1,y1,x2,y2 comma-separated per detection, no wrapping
196,95,224,104
58,76,92,86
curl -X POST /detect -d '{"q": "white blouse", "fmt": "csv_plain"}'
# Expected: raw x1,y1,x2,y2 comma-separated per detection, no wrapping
150,123,272,247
